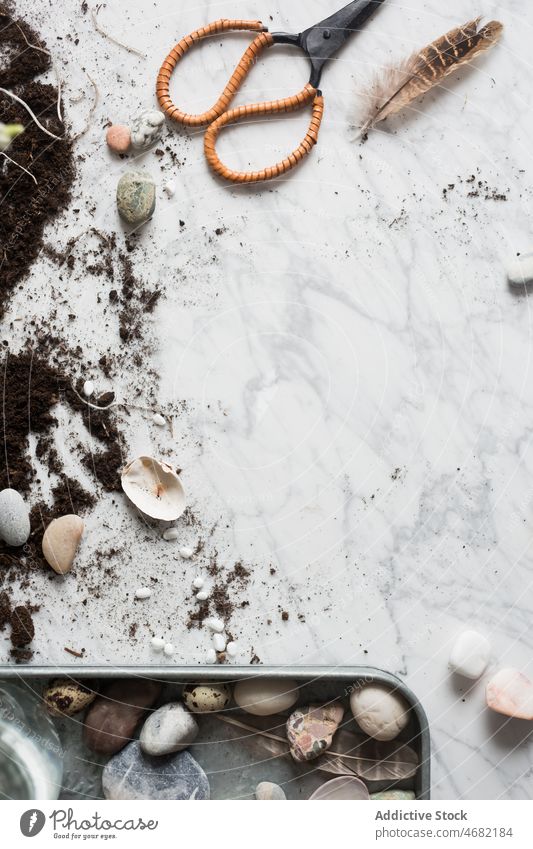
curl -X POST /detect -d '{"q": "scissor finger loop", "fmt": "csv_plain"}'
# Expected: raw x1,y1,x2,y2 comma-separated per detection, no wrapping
157,19,274,128
204,83,325,184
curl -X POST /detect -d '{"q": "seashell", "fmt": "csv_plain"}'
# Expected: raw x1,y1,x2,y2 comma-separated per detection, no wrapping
121,456,186,521
309,776,370,800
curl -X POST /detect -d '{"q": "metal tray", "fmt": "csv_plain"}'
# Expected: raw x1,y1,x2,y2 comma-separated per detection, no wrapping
0,666,430,800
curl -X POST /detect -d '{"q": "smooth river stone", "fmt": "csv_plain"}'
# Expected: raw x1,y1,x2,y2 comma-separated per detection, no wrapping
106,124,131,153
371,790,416,800
103,742,209,800
233,678,299,716
255,781,286,800
0,488,30,547
140,702,198,756
130,110,165,151
350,683,410,741
449,630,490,679
287,702,344,762
116,170,156,227
84,679,161,754
486,668,533,720
42,515,83,574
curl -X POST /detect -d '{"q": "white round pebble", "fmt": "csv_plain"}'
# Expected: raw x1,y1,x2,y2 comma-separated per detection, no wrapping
152,413,166,427
206,617,224,633
163,180,176,197
192,577,204,590
449,630,491,679
162,527,179,541
205,648,217,664
196,591,209,601
163,643,175,657
83,380,94,397
179,546,194,559
134,587,152,600
212,633,226,653
507,253,533,287
226,641,237,658
151,637,165,652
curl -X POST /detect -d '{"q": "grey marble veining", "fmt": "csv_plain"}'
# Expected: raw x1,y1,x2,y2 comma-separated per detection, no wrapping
3,0,533,799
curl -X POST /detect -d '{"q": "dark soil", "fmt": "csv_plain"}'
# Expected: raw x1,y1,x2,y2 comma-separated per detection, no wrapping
10,604,34,646
0,4,75,318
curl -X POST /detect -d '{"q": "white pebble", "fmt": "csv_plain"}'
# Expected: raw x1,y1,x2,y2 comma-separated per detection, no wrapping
449,630,491,679
163,180,176,197
205,648,217,664
152,413,166,427
134,587,152,600
192,577,204,590
196,590,209,601
179,546,194,559
206,617,224,633
151,637,165,651
226,641,238,658
213,633,226,652
162,527,179,541
83,380,94,397
163,643,175,657
507,253,533,287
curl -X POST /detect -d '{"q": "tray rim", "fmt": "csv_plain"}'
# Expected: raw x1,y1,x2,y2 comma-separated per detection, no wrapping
0,664,431,800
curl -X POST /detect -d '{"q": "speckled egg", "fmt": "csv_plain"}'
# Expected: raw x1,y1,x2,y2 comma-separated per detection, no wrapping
44,679,97,717
182,683,231,713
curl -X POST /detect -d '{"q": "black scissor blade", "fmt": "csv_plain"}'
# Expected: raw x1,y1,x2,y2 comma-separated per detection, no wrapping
300,0,386,87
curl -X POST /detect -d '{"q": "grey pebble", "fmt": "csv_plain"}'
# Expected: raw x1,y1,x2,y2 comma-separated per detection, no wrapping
255,781,286,800
116,170,156,227
0,488,30,547
103,741,209,800
140,702,198,756
130,110,165,151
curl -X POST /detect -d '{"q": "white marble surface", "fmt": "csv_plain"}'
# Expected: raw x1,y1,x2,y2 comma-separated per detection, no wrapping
3,0,533,799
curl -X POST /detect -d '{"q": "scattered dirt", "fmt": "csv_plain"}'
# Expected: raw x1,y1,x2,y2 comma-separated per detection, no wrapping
10,604,34,647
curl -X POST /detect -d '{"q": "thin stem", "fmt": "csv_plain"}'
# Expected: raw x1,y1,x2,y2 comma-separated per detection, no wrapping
0,88,63,140
91,8,146,58
1,151,37,184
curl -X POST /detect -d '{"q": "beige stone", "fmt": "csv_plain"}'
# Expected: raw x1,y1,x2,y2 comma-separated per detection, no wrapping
42,514,84,574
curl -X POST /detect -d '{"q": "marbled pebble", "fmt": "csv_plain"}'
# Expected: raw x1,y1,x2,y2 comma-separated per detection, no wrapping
103,742,209,800
116,170,156,227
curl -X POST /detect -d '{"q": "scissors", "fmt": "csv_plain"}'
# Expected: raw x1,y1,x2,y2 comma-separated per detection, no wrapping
156,0,386,184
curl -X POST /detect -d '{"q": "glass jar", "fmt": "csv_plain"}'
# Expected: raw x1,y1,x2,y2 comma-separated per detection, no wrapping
0,681,63,799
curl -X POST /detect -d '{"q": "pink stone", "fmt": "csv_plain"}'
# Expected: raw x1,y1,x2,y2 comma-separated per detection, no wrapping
106,124,131,154
486,668,533,720
286,702,344,762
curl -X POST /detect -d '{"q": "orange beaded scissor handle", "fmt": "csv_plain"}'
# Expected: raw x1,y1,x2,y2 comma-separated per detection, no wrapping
156,19,324,184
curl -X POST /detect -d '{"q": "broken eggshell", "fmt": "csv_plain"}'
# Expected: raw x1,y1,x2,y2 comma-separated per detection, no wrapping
121,456,186,521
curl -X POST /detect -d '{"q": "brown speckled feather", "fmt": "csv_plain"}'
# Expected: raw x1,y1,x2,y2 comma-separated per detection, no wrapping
360,18,503,134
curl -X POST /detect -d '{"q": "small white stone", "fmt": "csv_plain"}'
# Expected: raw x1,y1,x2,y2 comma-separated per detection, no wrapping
196,591,209,601
206,617,224,633
134,587,152,600
449,630,490,679
179,546,194,559
151,637,165,651
83,380,94,397
213,633,226,652
163,642,175,657
152,413,166,427
162,527,179,541
0,488,31,547
163,180,176,197
205,648,217,664
507,253,533,287
192,577,204,589
226,641,238,658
